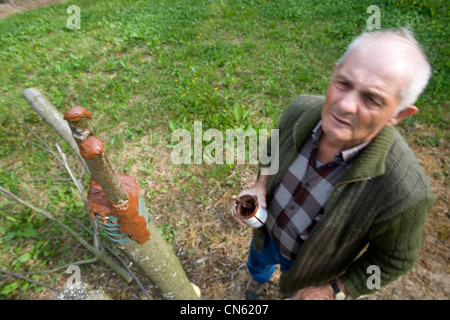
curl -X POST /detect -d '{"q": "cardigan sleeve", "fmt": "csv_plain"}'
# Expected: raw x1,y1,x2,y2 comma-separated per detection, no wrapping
340,191,434,298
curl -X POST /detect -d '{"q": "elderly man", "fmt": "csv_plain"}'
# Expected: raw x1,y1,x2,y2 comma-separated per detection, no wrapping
231,28,434,300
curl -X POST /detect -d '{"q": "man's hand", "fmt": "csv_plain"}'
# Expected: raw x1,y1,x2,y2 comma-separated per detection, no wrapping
287,284,334,300
288,279,348,300
230,169,269,226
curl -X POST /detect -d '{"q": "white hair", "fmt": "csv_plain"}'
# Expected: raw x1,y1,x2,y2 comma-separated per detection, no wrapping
337,28,432,112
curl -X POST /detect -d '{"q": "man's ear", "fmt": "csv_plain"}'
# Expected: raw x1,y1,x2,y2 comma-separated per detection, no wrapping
386,105,419,126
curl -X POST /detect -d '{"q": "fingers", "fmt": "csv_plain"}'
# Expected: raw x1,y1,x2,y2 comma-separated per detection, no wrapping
258,195,267,208
229,202,247,226
230,193,249,226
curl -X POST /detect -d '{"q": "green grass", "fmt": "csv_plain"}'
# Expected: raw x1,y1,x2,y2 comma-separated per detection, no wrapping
0,0,448,298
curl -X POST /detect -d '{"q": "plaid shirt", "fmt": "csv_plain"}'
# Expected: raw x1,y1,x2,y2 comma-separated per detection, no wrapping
266,121,370,261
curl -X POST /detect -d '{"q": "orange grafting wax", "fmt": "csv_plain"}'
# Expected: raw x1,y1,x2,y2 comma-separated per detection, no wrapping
87,174,150,244
79,136,105,159
64,106,92,122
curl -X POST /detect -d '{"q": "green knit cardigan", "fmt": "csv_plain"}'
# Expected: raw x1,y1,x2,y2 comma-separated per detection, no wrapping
255,95,434,298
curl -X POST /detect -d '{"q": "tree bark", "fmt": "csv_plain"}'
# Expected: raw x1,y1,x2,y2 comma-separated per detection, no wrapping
23,88,199,300
23,88,90,175
118,225,199,299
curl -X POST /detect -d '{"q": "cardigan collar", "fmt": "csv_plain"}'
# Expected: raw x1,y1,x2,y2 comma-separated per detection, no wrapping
311,121,372,165
292,104,394,181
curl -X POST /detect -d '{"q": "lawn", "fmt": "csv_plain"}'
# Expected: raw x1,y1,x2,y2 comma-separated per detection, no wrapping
0,0,448,299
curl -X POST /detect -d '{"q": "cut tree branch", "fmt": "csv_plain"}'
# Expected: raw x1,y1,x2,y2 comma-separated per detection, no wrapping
22,88,90,175
23,88,199,299
0,186,133,283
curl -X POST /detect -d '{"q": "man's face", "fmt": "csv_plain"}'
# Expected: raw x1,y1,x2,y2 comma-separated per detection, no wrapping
321,49,409,149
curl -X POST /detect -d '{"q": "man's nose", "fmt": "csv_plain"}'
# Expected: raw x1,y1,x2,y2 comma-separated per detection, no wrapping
337,90,359,114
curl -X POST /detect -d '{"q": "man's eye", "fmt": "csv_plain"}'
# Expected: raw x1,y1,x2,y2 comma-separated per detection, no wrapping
337,81,351,89
364,95,383,107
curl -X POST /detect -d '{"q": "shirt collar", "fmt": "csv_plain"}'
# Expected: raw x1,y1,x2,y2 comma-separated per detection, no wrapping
311,121,371,164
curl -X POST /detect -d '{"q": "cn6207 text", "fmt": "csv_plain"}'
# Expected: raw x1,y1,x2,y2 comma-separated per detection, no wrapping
180,304,269,317
224,304,268,315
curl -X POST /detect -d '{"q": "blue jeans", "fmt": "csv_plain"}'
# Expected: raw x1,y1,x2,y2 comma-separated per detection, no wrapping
246,233,293,284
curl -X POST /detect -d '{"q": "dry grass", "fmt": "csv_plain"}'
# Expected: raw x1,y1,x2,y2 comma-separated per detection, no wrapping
6,122,448,300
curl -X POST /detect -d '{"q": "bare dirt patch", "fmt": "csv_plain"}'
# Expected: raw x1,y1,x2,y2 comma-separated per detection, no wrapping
0,0,67,19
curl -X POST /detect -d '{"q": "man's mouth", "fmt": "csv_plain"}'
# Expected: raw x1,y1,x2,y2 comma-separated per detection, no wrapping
331,113,352,127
